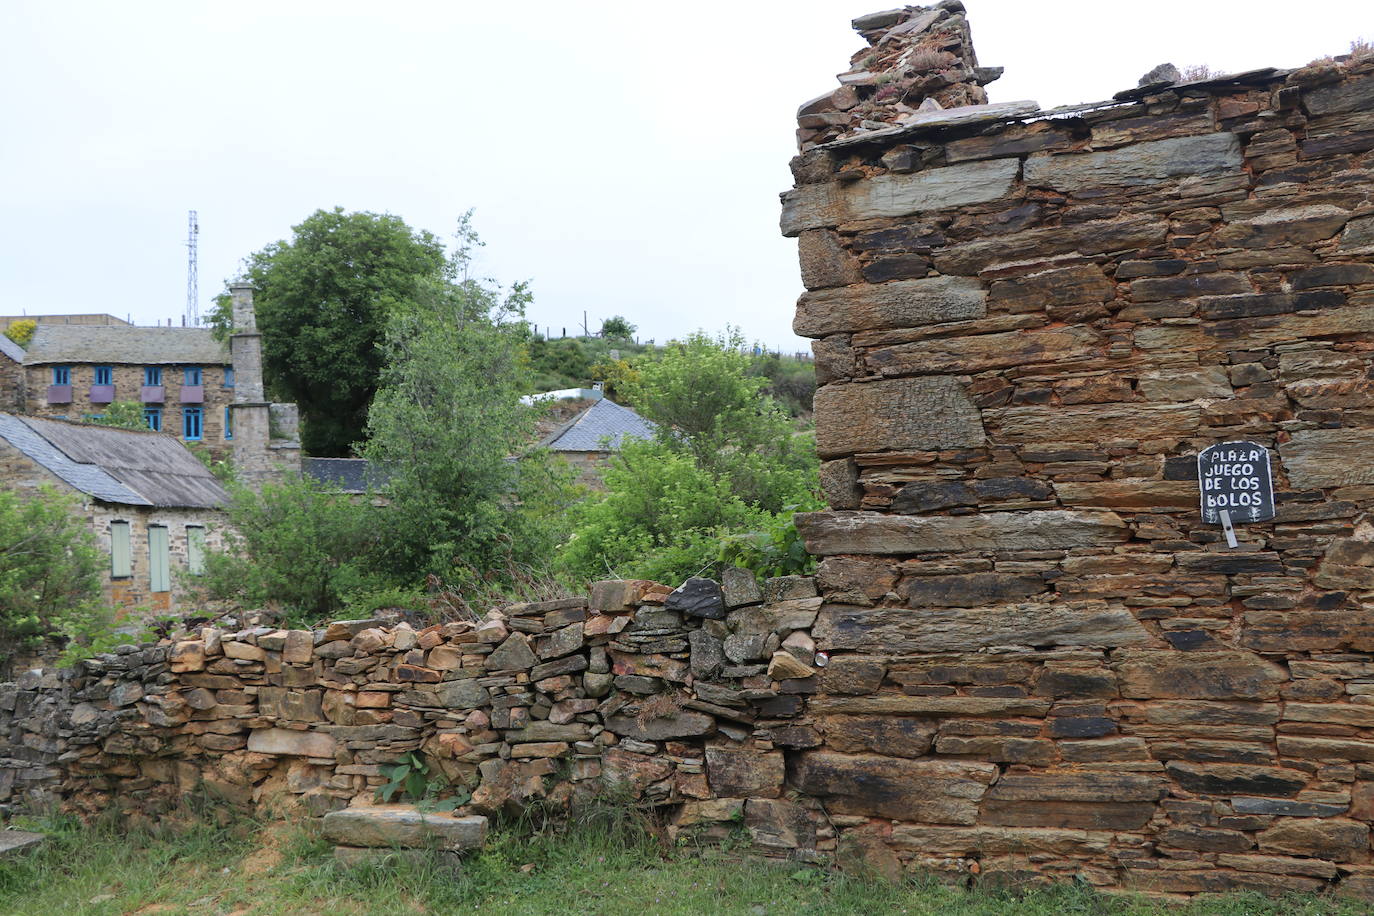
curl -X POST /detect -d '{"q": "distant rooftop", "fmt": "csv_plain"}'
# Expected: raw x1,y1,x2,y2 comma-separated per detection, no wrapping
0,333,24,363
302,457,389,494
0,413,228,508
0,314,131,331
22,325,228,366
540,398,655,453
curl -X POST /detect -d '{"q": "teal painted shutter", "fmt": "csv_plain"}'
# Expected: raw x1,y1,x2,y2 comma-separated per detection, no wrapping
110,521,131,578
187,526,206,576
148,525,170,592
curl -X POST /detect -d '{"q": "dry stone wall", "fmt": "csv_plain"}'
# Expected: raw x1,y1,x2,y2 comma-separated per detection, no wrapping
0,576,839,860
785,4,1374,899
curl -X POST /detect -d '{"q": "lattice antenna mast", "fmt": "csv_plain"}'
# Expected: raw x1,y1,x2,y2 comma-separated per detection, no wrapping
185,210,200,326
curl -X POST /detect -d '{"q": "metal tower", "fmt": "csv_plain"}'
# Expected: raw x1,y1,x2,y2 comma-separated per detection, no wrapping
185,210,200,325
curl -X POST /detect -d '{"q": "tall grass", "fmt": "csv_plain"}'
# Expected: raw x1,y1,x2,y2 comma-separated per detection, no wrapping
0,804,1368,916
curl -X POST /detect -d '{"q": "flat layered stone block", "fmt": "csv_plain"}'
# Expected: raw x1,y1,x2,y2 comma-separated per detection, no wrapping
246,727,336,758
794,276,986,337
321,806,487,850
1025,133,1242,191
979,772,1165,830
984,403,1199,445
867,325,1103,376
1280,428,1374,488
780,158,1019,236
934,216,1167,275
795,509,1128,555
1136,303,1374,355
807,695,1051,718
814,601,1149,653
1116,651,1286,700
789,751,996,823
814,377,984,458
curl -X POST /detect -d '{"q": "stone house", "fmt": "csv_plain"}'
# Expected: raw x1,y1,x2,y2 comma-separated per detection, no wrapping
534,394,655,485
16,285,299,485
0,333,23,414
0,412,229,616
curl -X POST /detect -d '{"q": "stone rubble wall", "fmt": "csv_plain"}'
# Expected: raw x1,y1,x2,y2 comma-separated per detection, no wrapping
0,575,838,859
795,2,1003,153
785,12,1374,899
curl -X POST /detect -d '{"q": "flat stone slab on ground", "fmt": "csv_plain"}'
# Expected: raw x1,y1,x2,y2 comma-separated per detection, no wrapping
0,830,44,858
321,806,487,850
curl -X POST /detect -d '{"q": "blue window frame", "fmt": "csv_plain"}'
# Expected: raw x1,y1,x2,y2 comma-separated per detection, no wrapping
224,406,233,440
52,366,71,385
223,367,235,388
144,408,162,431
184,366,202,385
144,366,162,386
93,366,112,386
183,407,203,441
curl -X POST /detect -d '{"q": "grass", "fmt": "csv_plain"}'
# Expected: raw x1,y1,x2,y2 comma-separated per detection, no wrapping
0,809,1368,916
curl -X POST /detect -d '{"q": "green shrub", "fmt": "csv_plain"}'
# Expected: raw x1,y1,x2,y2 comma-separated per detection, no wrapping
0,485,111,673
4,318,35,348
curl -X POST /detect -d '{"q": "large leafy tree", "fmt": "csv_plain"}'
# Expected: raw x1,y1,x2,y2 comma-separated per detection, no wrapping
560,330,819,583
363,220,577,586
216,208,449,456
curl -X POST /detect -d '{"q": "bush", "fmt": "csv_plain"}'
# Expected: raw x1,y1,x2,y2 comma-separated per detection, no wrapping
559,331,819,582
0,486,110,674
200,476,383,625
5,318,35,348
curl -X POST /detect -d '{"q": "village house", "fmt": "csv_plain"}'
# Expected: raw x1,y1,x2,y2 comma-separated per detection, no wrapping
0,333,23,413
531,391,655,485
0,412,229,615
12,284,299,484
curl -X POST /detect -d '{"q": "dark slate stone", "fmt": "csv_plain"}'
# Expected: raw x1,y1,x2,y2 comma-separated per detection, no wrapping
892,480,976,514
1231,796,1348,817
1049,717,1117,739
862,255,932,283
1166,763,1307,798
1290,264,1374,289
665,577,726,620
1198,290,1345,320
970,477,1054,502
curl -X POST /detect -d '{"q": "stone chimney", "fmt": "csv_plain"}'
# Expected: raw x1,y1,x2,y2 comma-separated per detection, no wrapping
228,284,299,484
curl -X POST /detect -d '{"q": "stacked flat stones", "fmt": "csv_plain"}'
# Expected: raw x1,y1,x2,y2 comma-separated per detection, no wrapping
795,2,1003,153
784,14,1374,900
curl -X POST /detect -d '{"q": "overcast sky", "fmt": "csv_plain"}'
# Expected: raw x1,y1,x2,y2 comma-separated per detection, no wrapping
1,1,1367,351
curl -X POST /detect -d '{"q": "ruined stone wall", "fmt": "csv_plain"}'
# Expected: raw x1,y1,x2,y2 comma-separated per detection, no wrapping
785,8,1374,898
0,575,834,859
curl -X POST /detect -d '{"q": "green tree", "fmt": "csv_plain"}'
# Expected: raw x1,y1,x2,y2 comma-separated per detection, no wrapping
200,475,381,622
5,318,35,348
86,400,148,431
0,486,108,674
363,220,577,587
212,208,449,456
599,316,636,340
560,330,819,583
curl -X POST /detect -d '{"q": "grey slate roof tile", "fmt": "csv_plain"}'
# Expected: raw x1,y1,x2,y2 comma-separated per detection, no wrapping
0,413,227,508
0,333,24,363
22,325,228,366
541,398,655,452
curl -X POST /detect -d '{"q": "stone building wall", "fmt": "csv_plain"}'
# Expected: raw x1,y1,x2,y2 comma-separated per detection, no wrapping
0,440,228,618
0,352,22,414
0,576,838,858
782,5,1374,899
23,363,235,457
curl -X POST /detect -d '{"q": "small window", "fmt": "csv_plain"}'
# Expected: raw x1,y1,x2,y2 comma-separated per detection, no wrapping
186,526,206,576
224,406,233,440
144,366,162,386
52,366,71,385
223,368,235,388
94,366,113,386
183,407,202,441
184,366,202,385
148,525,170,592
110,521,131,578
144,408,162,432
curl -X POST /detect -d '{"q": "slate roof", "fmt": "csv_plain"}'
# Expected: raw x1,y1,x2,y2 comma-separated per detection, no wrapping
0,413,228,508
0,334,24,363
540,398,655,452
22,325,229,366
303,457,384,494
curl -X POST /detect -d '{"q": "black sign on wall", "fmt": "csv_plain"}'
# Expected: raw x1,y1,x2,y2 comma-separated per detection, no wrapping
1198,441,1275,543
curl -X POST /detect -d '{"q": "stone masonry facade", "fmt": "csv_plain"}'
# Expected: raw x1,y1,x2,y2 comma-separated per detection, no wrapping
781,4,1374,900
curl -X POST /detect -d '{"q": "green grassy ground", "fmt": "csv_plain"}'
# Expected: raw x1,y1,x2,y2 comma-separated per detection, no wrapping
0,811,1365,916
